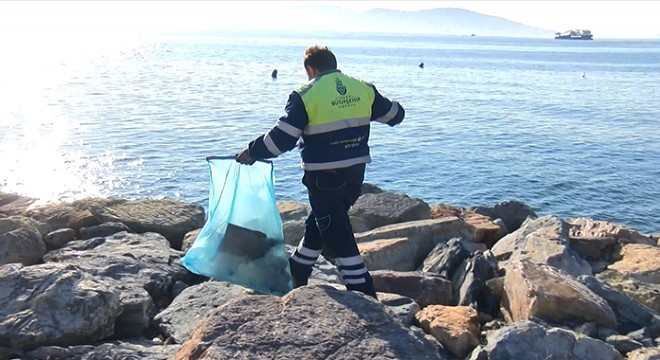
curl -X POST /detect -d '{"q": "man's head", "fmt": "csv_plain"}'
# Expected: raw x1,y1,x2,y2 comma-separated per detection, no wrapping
303,45,337,80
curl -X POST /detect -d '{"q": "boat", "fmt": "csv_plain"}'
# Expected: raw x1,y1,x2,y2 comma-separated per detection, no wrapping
555,29,593,40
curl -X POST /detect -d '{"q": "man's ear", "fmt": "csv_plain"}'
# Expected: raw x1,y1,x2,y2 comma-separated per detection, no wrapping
305,65,319,79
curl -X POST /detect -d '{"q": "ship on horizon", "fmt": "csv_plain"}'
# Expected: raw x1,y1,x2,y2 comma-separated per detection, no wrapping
555,29,593,40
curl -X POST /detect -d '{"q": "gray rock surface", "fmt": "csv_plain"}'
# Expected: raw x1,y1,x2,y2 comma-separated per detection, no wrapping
172,285,447,360
0,263,122,350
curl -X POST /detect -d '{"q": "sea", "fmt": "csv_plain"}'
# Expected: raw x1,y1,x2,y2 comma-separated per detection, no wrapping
1,30,659,234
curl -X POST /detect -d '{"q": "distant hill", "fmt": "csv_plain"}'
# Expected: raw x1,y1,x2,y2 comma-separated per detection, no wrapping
294,6,554,38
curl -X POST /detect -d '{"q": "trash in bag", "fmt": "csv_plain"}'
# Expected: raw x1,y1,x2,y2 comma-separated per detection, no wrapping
180,156,293,296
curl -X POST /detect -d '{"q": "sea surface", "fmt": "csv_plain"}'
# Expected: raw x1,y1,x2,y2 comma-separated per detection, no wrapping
1,30,659,233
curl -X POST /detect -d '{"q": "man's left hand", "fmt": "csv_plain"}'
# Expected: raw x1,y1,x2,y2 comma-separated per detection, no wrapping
236,148,256,165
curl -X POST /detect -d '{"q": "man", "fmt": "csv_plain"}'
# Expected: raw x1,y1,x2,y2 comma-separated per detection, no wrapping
236,45,404,298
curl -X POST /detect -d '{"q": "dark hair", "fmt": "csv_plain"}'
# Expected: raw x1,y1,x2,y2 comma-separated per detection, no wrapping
303,45,337,72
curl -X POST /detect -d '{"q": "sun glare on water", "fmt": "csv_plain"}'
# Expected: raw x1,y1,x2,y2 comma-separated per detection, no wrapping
0,2,161,204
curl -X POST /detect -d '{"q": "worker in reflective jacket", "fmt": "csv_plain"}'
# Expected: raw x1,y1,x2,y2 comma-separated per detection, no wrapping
237,45,404,298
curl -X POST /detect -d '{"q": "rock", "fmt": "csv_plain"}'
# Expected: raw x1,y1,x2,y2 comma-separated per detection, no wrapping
568,217,655,246
79,221,132,240
501,259,617,328
377,292,421,326
468,321,622,360
359,237,417,271
43,228,75,250
469,200,537,233
360,182,385,195
24,199,102,236
181,228,201,253
349,191,431,229
43,232,190,337
349,215,370,233
356,218,477,271
429,204,462,219
604,334,645,355
371,270,453,308
0,263,122,350
172,285,446,360
608,244,660,284
0,215,49,237
79,340,180,360
598,270,660,313
461,211,506,247
277,201,309,222
415,305,481,358
0,228,46,266
492,215,592,277
578,275,658,334
282,219,304,246
154,281,253,344
0,192,37,216
0,192,37,217
452,250,501,316
421,237,484,277
570,235,618,262
87,198,205,249
23,344,94,360
626,346,660,360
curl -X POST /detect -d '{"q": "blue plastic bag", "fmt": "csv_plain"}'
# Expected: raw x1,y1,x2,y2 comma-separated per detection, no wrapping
180,156,293,296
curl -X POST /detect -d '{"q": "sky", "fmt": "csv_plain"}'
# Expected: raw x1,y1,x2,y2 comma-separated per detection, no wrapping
0,1,658,40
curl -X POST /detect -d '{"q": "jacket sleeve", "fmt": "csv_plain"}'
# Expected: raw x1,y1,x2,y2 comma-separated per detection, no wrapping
246,92,308,159
369,84,404,126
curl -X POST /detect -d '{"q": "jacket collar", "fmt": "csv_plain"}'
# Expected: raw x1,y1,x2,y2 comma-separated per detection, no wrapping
311,69,341,81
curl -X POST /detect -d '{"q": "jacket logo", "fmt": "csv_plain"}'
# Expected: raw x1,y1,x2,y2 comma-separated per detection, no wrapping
335,78,347,95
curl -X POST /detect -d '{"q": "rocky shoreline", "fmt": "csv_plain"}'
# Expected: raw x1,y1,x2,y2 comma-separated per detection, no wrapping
1,184,659,360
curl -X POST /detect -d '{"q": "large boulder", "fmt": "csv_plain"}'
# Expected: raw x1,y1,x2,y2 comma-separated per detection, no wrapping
578,275,659,334
349,191,431,229
172,285,446,360
468,321,622,360
87,199,205,250
568,217,655,246
415,305,481,358
356,218,477,271
492,215,592,277
0,228,46,266
469,200,537,233
153,281,253,344
501,259,617,328
0,215,49,237
43,232,190,337
597,270,660,314
371,270,453,308
0,192,37,217
23,199,103,235
608,244,660,284
0,263,122,350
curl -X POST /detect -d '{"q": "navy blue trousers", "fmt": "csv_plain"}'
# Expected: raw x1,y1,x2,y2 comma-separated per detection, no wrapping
289,163,376,298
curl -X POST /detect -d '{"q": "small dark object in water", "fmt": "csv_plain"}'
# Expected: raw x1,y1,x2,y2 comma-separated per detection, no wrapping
271,69,278,79
419,62,424,69
219,223,276,260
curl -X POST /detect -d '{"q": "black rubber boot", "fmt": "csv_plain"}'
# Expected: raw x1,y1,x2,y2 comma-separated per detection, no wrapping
289,257,313,288
345,274,377,299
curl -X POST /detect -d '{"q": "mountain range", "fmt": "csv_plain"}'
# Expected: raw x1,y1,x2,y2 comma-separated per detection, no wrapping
294,6,555,38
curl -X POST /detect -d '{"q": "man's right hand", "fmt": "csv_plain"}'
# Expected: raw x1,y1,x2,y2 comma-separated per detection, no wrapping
236,148,256,165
